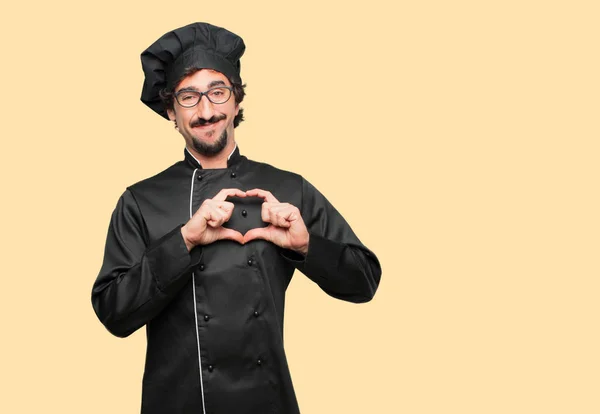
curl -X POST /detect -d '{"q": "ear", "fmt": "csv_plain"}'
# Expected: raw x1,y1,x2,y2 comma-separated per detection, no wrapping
235,103,240,117
167,108,176,121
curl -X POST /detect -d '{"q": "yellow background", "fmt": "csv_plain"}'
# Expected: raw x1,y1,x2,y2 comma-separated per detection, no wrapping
2,1,599,413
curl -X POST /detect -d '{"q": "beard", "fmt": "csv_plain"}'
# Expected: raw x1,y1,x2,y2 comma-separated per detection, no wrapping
188,114,229,156
191,128,228,156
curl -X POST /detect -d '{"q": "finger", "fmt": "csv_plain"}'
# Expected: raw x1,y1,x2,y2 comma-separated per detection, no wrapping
259,202,286,217
213,188,247,202
204,211,220,228
244,227,272,244
266,203,288,213
278,205,300,222
205,200,235,213
268,207,282,227
205,204,228,227
214,201,235,217
265,204,293,226
216,228,245,244
245,188,279,203
278,209,296,227
261,202,273,224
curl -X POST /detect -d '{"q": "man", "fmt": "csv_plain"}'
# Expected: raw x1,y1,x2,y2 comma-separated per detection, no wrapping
92,22,382,414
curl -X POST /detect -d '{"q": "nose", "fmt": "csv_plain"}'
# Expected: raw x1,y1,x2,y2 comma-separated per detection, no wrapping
196,94,216,119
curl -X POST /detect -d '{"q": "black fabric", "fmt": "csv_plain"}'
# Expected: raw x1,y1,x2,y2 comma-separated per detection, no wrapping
140,22,246,120
91,146,382,413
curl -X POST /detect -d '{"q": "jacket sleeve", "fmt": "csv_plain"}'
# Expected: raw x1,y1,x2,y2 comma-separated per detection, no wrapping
280,176,382,303
91,189,203,338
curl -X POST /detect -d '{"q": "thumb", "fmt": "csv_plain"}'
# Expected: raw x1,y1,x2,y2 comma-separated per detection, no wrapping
244,227,272,244
216,227,245,244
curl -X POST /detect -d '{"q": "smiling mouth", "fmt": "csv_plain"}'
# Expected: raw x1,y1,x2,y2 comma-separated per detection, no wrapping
193,120,221,129
191,115,226,129
194,124,215,129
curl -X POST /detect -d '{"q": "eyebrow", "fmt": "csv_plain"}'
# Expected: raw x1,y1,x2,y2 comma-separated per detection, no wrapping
176,86,199,94
207,80,226,88
176,80,227,94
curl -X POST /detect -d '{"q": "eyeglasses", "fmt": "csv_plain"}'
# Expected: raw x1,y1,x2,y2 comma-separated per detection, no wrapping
174,86,233,107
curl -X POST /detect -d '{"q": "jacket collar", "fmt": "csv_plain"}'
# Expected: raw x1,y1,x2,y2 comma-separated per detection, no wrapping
184,143,243,169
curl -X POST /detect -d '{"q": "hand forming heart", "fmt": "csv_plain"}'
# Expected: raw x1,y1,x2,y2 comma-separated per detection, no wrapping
242,188,309,255
181,188,247,250
181,188,309,255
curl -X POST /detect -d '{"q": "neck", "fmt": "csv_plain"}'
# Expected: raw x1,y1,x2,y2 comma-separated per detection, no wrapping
186,140,237,169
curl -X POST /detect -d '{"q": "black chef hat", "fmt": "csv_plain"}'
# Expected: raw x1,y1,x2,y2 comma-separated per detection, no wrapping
140,22,246,119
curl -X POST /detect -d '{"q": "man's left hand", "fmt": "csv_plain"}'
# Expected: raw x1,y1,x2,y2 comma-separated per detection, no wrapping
243,189,309,255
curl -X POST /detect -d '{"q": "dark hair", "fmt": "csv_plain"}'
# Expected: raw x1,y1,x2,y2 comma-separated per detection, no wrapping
159,67,246,128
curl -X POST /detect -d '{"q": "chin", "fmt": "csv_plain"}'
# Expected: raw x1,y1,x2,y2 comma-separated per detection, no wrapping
190,132,228,156
191,131,217,143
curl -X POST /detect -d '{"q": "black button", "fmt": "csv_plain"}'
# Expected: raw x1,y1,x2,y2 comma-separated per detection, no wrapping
241,209,247,217
247,258,253,266
197,175,203,181
253,310,260,317
208,365,214,372
199,264,205,271
230,172,237,178
204,315,210,322
256,359,262,366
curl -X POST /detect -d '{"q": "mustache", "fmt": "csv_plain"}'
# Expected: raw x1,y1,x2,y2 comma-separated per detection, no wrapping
190,114,226,128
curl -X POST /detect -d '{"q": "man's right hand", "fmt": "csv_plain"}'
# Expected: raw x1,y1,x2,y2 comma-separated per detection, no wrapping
181,188,247,251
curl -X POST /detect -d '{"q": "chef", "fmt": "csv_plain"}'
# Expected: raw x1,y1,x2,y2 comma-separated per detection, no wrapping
92,22,382,414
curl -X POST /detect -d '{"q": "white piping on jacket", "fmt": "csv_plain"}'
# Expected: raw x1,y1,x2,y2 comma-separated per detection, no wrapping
189,168,207,413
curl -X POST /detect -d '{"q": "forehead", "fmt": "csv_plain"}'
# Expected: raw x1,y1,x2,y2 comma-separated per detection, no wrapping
175,69,231,91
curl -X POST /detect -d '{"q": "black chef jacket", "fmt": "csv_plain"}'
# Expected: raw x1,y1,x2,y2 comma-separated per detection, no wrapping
91,145,382,414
